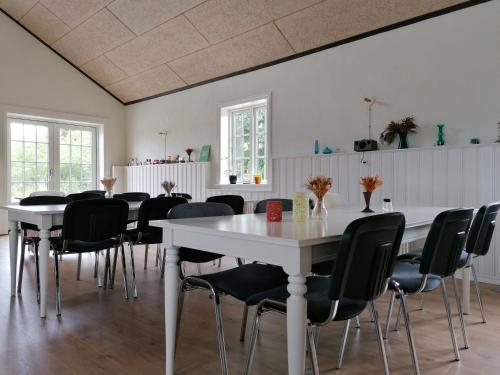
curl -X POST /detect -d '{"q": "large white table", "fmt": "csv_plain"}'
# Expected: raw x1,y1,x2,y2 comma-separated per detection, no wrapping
1,201,141,318
154,206,473,375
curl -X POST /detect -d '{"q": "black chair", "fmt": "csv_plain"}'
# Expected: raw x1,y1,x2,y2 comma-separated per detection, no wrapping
170,202,289,374
17,196,71,299
384,208,473,374
67,192,104,201
397,202,500,323
113,192,150,202
172,192,192,200
49,199,129,315
125,197,187,273
243,213,405,375
83,189,106,196
207,195,245,215
254,198,293,213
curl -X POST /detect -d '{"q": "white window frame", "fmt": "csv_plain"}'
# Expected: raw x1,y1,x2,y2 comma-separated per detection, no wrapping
217,93,272,190
5,112,100,202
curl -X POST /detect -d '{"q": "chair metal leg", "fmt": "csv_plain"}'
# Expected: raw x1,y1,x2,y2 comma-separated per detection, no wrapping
155,244,160,267
370,301,390,375
383,292,396,339
451,275,469,349
94,252,98,279
144,244,149,270
212,293,228,375
398,291,420,375
218,258,222,268
313,326,320,351
95,252,102,288
244,308,262,375
129,242,138,298
471,263,487,323
394,299,402,331
54,251,62,316
240,304,249,342
419,295,425,310
17,241,26,294
110,246,118,289
103,249,111,290
355,316,361,329
120,244,130,299
337,319,350,369
307,324,320,375
197,263,202,275
161,247,167,279
76,254,82,281
34,244,41,304
440,279,460,361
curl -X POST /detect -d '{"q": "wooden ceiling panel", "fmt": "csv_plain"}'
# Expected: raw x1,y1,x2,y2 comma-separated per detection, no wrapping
80,55,127,86
105,15,208,76
169,23,293,85
40,0,112,28
19,3,69,44
0,0,37,20
108,0,205,35
52,9,134,66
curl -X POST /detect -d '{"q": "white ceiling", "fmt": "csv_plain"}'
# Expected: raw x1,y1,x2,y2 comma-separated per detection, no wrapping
0,0,468,103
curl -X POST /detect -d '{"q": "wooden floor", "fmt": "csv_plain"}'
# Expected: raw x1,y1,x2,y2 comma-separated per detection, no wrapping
1,235,500,375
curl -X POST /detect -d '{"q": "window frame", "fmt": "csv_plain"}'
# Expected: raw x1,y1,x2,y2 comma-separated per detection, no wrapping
6,113,99,202
217,93,272,189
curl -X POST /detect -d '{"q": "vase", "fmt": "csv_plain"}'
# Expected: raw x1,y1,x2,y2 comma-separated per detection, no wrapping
229,175,237,184
437,124,445,146
312,197,327,218
362,192,374,213
105,190,113,199
398,132,408,149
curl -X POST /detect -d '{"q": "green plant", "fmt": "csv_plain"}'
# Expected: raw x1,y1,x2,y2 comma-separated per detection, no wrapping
380,116,418,145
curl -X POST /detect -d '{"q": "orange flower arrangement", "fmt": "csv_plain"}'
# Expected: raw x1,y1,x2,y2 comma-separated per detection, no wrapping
306,176,333,199
360,175,383,192
100,177,116,191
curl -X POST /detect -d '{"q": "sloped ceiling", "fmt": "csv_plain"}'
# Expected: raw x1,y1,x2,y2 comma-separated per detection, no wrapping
0,0,474,104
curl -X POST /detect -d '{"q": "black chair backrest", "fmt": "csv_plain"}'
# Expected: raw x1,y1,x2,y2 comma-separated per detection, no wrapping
465,202,500,257
419,208,474,277
83,190,106,196
113,192,150,202
137,197,188,232
206,195,245,215
20,196,71,231
168,202,234,220
329,213,405,302
172,193,192,200
62,199,128,242
67,192,104,201
254,199,293,214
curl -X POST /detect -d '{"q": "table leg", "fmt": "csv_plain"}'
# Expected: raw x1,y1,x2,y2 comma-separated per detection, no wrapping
462,268,471,315
8,221,19,296
165,246,180,375
38,229,50,318
287,274,307,375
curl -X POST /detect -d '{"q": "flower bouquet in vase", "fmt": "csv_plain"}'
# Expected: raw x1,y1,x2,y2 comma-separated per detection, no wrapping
306,176,333,218
101,177,117,198
359,175,383,213
161,181,176,197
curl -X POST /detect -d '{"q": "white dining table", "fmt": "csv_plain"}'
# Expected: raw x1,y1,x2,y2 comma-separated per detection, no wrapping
1,201,141,318
154,206,472,375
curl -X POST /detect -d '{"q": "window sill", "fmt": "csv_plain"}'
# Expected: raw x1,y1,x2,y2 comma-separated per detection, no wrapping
211,183,273,192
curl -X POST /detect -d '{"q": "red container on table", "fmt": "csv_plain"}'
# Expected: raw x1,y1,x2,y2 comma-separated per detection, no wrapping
266,200,283,222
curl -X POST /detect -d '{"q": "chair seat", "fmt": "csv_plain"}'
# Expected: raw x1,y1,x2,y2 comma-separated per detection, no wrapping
389,261,441,294
125,227,162,244
179,247,222,264
311,260,335,276
246,276,367,324
193,264,289,302
50,237,120,253
397,248,471,268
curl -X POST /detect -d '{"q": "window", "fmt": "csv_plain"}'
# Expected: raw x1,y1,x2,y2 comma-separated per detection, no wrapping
219,95,271,185
7,115,98,202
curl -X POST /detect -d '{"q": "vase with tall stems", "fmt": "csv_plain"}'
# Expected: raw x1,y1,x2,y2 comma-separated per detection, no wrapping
161,181,176,197
101,177,117,198
306,176,333,218
359,175,383,213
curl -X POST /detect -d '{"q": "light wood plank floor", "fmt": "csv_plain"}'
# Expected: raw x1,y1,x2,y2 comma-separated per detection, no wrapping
1,235,500,374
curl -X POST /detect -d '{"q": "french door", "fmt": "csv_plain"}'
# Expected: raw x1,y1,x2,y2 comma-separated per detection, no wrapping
8,116,97,202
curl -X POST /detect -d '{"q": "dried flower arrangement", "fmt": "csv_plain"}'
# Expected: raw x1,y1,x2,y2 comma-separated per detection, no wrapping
380,116,418,146
360,175,383,193
306,176,333,199
100,177,116,191
161,181,176,195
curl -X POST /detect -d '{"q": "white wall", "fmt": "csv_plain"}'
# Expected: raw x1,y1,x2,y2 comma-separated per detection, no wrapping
0,12,126,232
125,1,500,164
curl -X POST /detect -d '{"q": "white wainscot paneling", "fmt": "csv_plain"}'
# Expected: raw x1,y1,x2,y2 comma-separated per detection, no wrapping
115,143,500,284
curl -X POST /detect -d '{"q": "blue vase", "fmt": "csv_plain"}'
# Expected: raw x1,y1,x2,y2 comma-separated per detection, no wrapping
314,140,319,154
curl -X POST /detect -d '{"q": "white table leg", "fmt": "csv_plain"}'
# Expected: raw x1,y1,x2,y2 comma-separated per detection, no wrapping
38,229,50,318
165,246,180,375
287,274,307,375
8,220,19,296
462,268,471,315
